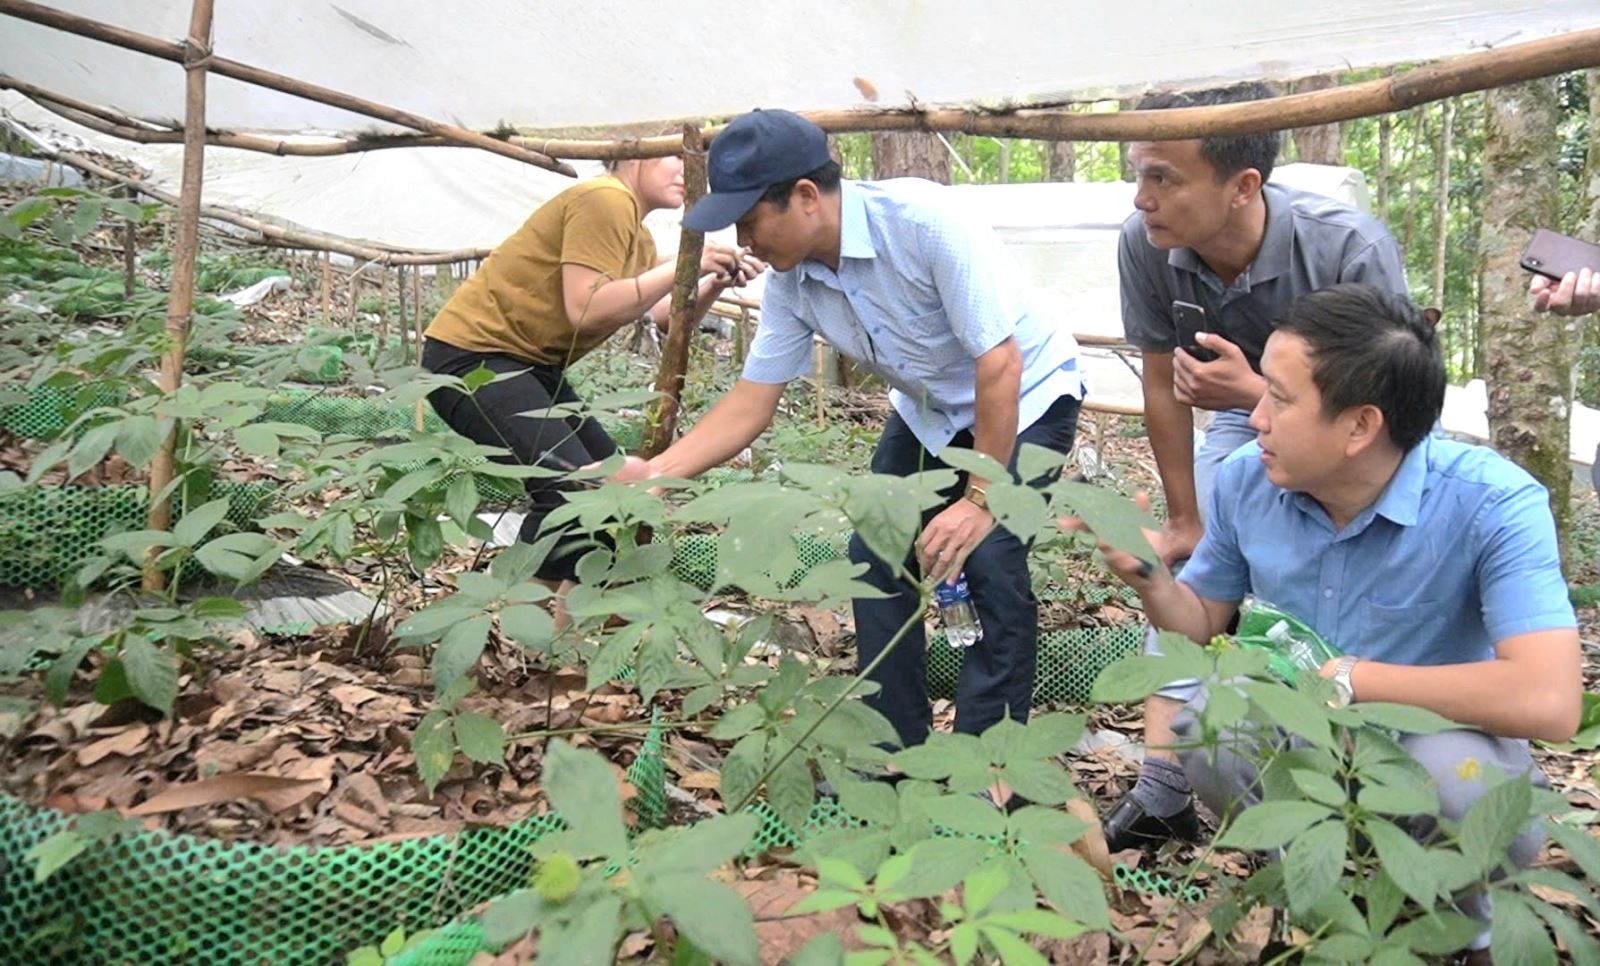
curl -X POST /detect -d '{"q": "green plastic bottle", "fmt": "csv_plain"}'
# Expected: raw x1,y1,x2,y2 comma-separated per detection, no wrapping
1233,596,1342,684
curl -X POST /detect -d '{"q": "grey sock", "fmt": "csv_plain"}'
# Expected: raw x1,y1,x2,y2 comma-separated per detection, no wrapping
1128,757,1192,818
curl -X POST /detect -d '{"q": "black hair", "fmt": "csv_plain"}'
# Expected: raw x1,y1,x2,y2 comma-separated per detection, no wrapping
1275,284,1445,452
758,160,843,210
1136,82,1281,184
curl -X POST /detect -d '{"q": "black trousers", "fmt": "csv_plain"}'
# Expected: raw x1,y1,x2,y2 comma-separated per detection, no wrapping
849,393,1081,748
422,337,617,582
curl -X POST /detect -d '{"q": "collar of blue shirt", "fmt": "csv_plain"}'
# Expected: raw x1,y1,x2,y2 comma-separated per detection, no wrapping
798,181,876,286
1287,432,1431,537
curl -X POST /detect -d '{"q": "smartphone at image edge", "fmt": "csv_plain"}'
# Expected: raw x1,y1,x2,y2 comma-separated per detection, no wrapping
1172,299,1218,362
1520,229,1600,282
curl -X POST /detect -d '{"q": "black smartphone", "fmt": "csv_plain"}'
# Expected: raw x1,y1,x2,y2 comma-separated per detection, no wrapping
1172,300,1218,362
1520,229,1600,281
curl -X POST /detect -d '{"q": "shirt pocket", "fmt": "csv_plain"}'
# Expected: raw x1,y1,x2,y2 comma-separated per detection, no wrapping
1350,598,1448,664
889,309,957,371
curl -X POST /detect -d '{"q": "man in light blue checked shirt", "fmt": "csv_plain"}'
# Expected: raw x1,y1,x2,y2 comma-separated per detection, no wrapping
631,109,1084,759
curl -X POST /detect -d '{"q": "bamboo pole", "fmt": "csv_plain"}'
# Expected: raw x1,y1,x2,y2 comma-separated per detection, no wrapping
813,341,827,428
0,0,575,176
377,265,390,354
142,0,213,592
396,264,408,356
641,123,705,458
414,266,426,430
347,264,360,329
319,251,331,321
121,186,136,297
506,27,1600,157
44,150,492,265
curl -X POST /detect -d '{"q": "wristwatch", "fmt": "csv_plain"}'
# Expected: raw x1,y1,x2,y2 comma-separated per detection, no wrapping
1328,655,1360,709
962,482,989,511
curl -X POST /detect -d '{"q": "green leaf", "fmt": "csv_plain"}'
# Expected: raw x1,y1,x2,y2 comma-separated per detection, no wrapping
542,740,629,862
462,364,496,392
66,421,119,480
1388,909,1483,955
122,637,178,714
950,922,980,966
1308,933,1375,963
379,925,407,957
998,759,1074,806
1008,807,1089,849
1011,712,1086,760
836,774,899,825
1240,680,1336,750
635,625,678,705
444,474,479,529
394,600,479,642
432,616,491,692
1545,822,1600,884
646,813,761,876
1346,702,1457,735
1021,847,1109,929
24,829,85,882
921,793,1006,838
92,658,132,705
1053,479,1160,561
1535,899,1600,966
787,889,861,917
1283,819,1346,915
767,747,815,833
719,732,766,811
480,889,547,947
1356,781,1439,817
843,475,924,570
648,874,760,966
543,893,624,966
888,837,990,900
1362,818,1437,906
892,742,956,779
963,861,1012,915
709,702,766,740
499,604,554,654
115,415,163,468
233,424,281,459
412,710,455,794
988,483,1049,544
788,933,846,966
980,924,1049,966
46,635,99,706
1291,769,1348,808
984,908,1086,940
1217,800,1336,850
1090,655,1179,703
406,514,445,568
1491,892,1556,966
346,947,384,966
454,712,504,765
1460,776,1533,876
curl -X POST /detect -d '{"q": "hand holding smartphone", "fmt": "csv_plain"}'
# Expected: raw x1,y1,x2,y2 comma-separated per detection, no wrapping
1521,229,1600,281
1172,300,1218,362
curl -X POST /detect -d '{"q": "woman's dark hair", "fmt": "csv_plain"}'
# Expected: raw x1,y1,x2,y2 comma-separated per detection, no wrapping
1135,82,1281,184
1276,284,1446,451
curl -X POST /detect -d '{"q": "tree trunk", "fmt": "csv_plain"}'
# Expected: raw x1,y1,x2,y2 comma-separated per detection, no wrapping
1585,70,1600,241
1376,111,1392,219
643,124,709,458
870,131,951,182
1046,140,1076,182
997,138,1012,183
1430,98,1455,312
1481,77,1575,563
1290,74,1345,164
1402,106,1429,256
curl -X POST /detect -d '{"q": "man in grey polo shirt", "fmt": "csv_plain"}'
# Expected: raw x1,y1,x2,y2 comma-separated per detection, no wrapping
1105,82,1408,851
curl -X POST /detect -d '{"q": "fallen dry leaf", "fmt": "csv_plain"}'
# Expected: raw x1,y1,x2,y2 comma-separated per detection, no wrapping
77,724,150,766
129,773,323,815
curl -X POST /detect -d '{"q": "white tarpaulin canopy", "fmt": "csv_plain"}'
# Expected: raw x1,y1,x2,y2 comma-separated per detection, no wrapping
3,1,1599,134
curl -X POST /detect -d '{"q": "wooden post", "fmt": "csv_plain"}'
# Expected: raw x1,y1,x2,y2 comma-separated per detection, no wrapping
377,264,390,353
121,186,136,297
813,340,827,428
396,264,408,356
414,266,426,430
143,0,214,592
642,123,706,458
319,251,331,322
347,263,360,329
733,304,749,364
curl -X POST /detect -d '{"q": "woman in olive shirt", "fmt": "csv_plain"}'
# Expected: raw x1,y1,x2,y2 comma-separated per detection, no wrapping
423,154,757,594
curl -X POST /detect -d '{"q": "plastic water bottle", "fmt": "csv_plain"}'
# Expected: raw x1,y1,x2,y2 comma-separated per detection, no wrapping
934,573,983,649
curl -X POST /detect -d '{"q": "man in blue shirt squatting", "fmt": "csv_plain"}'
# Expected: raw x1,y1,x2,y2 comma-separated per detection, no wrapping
1109,82,1408,852
1072,284,1582,955
624,109,1085,765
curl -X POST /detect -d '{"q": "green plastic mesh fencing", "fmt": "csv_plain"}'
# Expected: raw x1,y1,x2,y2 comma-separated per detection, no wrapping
0,481,277,591
1113,862,1206,904
667,531,846,593
929,624,1144,706
625,714,667,830
1,383,130,440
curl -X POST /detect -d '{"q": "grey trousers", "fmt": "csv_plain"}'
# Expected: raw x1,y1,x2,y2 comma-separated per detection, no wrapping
1173,701,1546,933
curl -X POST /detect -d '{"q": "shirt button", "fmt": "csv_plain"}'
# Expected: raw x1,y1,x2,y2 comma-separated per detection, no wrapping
1323,588,1333,599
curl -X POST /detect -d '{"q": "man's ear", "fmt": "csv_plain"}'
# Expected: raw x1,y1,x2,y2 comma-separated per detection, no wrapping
1345,403,1386,457
792,178,823,211
1230,168,1263,208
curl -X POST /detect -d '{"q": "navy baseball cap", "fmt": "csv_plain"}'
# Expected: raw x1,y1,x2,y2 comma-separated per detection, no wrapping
682,109,831,232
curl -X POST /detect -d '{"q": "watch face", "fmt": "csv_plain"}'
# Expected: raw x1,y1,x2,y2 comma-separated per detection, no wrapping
1328,678,1353,709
